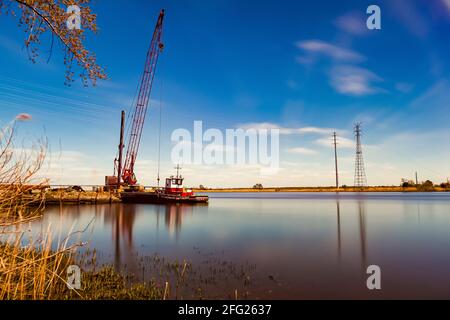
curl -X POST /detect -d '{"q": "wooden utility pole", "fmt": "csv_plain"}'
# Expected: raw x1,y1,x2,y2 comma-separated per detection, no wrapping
117,110,125,190
333,132,339,189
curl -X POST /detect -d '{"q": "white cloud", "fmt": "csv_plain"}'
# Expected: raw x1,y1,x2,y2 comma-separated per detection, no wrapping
298,127,334,134
287,80,299,90
444,0,450,13
335,11,368,35
37,150,109,186
287,147,317,155
295,41,384,97
296,40,364,62
395,82,414,93
315,136,354,149
237,122,280,131
329,65,383,96
237,122,338,135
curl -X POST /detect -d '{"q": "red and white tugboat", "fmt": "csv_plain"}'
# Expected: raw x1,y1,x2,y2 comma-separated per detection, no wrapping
155,165,209,203
121,166,209,204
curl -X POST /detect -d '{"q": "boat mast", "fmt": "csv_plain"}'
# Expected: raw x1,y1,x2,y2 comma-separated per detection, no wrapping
175,164,181,179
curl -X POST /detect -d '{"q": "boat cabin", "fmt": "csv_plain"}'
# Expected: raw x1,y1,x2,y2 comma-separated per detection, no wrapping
164,176,193,197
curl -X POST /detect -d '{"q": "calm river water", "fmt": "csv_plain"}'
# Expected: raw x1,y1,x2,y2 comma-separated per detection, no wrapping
23,192,450,299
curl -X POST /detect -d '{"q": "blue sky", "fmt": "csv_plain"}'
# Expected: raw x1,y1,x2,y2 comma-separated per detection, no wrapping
1,0,450,187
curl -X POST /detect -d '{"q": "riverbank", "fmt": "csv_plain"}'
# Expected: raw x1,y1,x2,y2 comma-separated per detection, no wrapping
44,190,120,205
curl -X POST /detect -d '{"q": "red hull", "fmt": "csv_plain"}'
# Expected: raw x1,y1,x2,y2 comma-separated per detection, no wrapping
121,191,208,204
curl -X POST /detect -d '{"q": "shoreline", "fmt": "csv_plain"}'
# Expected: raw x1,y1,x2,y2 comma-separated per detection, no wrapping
194,186,449,193
21,186,450,206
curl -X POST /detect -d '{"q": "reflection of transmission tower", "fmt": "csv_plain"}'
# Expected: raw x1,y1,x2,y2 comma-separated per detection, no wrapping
354,123,367,187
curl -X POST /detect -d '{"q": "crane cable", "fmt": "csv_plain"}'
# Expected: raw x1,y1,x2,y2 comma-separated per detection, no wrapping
156,23,165,187
114,66,141,173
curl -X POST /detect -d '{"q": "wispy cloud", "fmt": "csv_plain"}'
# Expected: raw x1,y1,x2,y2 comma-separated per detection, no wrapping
297,127,337,134
315,136,354,149
295,40,386,97
335,11,368,35
296,40,364,62
410,80,450,109
395,82,414,93
315,135,378,152
387,0,429,38
238,122,339,135
286,147,317,155
443,0,450,13
329,65,383,96
286,80,299,90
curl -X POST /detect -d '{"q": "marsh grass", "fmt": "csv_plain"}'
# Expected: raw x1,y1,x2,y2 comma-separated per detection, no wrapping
0,235,76,299
0,124,79,300
112,251,259,300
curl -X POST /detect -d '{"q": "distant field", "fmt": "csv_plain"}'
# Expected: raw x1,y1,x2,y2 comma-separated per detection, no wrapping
193,186,449,193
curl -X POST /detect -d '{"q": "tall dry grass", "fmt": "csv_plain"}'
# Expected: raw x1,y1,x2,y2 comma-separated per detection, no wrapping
0,125,46,218
0,124,81,299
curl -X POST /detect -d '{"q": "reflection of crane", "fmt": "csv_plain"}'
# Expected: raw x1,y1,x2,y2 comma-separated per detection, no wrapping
121,9,165,186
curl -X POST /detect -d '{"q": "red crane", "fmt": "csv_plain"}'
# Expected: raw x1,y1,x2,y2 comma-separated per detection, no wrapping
121,9,165,186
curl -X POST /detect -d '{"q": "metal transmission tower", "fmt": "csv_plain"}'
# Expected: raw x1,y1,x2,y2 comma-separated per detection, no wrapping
332,132,339,189
354,123,367,187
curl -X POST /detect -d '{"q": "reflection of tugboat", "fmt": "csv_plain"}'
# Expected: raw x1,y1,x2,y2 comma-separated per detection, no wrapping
121,166,209,204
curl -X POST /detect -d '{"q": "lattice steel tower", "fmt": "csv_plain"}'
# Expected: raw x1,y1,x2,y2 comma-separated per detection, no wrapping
354,123,367,187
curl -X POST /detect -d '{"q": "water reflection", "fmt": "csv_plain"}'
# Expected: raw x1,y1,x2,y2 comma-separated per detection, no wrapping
335,198,367,272
358,200,367,271
102,204,136,271
104,204,198,272
336,199,341,262
164,205,193,238
17,193,450,298
417,203,421,224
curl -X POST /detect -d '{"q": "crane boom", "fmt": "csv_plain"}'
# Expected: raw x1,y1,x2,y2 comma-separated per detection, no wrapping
122,9,165,185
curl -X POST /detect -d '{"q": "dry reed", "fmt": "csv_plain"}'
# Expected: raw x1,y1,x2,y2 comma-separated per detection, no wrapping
0,123,73,300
